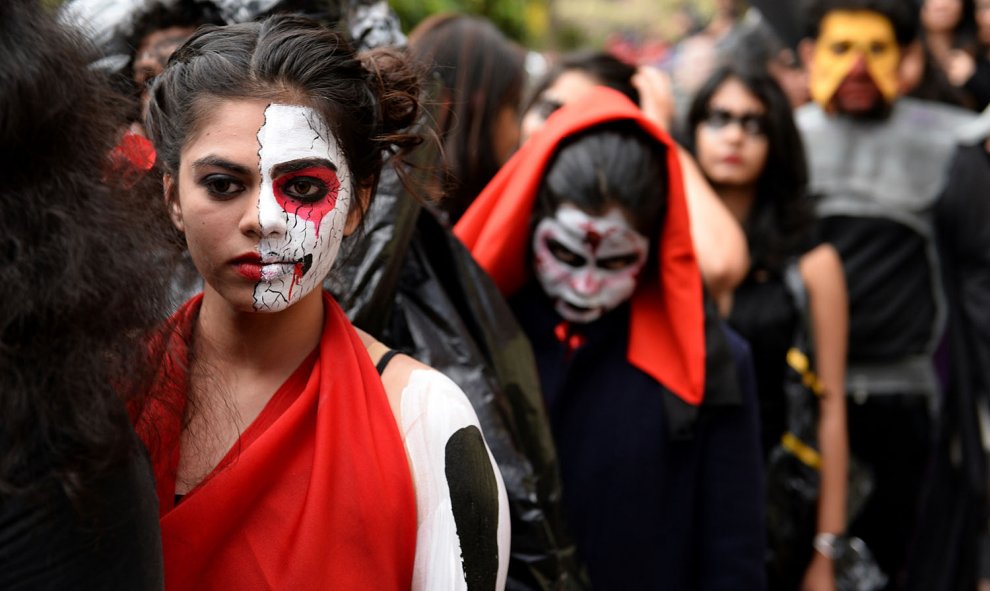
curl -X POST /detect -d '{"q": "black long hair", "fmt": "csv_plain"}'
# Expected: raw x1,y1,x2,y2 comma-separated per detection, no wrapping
0,0,172,502
407,13,526,223
684,64,815,274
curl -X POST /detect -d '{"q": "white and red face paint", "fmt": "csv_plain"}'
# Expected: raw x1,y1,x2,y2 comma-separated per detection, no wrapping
532,204,649,323
251,103,351,312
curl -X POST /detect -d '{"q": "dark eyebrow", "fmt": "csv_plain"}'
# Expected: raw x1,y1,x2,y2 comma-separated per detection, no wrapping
271,158,336,177
190,156,253,176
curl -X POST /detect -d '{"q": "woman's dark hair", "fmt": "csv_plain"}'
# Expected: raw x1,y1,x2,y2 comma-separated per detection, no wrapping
523,51,639,117
0,0,171,501
146,14,422,212
535,121,668,239
920,0,977,47
805,0,920,46
685,64,815,273
407,13,526,223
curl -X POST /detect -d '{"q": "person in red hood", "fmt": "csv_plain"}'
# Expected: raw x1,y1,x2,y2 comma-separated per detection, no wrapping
455,87,766,590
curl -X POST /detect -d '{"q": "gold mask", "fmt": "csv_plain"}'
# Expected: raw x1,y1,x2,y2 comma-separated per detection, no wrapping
810,10,901,109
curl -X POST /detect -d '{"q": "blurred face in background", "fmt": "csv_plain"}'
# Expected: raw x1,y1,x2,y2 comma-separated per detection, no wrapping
532,203,649,324
520,69,599,143
694,77,769,190
921,0,964,34
133,26,197,126
976,0,990,45
807,10,900,115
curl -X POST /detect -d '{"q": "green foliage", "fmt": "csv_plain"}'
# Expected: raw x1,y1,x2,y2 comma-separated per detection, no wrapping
389,0,547,46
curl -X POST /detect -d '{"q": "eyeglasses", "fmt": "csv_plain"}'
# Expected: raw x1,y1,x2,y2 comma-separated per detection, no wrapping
702,108,769,137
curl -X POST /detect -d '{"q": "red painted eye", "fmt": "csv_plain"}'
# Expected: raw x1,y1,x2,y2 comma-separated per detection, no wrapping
273,166,342,238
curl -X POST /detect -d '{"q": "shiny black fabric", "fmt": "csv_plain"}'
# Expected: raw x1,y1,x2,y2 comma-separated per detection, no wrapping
326,166,582,591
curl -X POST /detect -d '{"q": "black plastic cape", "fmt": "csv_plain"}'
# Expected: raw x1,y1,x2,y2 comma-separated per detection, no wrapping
326,165,583,591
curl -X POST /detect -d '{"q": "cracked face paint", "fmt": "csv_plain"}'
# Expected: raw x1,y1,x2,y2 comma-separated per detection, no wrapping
253,103,351,312
532,204,649,323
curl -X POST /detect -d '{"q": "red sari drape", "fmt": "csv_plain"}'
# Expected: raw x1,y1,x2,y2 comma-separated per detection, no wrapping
135,291,416,590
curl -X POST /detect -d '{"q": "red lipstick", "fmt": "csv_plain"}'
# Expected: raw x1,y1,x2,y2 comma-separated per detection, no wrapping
231,252,262,281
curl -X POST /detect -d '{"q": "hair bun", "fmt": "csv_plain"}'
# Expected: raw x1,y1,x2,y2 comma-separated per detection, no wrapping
361,47,421,138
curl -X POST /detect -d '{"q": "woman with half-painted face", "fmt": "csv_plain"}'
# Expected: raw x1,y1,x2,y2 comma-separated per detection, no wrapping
134,15,510,590
456,87,766,589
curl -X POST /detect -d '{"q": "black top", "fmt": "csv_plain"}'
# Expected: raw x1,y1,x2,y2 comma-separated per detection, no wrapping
511,282,767,590
729,269,800,456
0,430,163,590
964,57,990,113
816,215,935,362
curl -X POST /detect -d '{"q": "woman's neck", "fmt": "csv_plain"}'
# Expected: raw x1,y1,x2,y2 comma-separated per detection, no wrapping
194,287,325,377
713,183,756,227
927,32,955,64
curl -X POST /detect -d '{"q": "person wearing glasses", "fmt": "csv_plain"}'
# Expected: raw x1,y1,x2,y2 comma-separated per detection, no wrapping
686,64,849,591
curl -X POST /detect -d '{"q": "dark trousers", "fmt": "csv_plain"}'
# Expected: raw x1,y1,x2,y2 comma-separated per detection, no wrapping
846,395,933,590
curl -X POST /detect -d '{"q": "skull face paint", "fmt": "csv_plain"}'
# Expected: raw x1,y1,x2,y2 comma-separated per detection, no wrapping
810,10,901,111
532,204,649,323
253,103,351,312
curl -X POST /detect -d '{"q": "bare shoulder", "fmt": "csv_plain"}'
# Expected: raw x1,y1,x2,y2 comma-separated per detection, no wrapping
798,243,845,296
354,327,477,431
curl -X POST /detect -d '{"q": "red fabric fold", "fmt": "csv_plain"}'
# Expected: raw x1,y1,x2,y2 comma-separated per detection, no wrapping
135,292,417,590
454,87,706,406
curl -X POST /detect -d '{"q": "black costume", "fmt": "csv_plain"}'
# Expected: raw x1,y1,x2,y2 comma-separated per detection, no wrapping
797,97,976,586
0,428,163,590
909,142,990,590
510,283,767,589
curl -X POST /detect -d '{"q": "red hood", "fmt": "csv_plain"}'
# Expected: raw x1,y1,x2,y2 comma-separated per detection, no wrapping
455,86,706,406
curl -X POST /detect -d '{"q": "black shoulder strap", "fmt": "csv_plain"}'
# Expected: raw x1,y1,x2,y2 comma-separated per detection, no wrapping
375,349,401,375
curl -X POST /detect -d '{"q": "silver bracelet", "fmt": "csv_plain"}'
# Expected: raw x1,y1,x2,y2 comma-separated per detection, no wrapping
813,532,838,559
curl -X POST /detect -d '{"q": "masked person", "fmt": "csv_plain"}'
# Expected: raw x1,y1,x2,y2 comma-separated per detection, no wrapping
796,1,976,587
132,15,510,590
456,87,767,590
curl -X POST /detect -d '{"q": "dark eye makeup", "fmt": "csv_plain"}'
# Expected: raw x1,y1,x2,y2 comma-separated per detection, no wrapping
200,174,245,199
546,238,587,267
597,252,642,271
280,177,329,203
703,108,768,137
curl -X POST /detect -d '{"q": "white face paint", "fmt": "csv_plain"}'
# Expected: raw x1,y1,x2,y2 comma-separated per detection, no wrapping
532,203,649,323
251,104,351,312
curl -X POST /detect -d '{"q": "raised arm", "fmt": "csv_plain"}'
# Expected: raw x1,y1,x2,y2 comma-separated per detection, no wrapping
631,66,750,300
677,147,750,301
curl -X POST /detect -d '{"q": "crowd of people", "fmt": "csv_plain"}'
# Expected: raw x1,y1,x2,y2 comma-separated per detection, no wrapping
2,0,989,590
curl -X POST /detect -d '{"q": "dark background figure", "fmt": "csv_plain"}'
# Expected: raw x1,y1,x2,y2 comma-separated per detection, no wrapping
917,0,981,106
0,0,171,588
406,12,527,225
685,64,850,591
796,0,976,587
124,0,225,135
908,119,990,591
457,89,767,590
